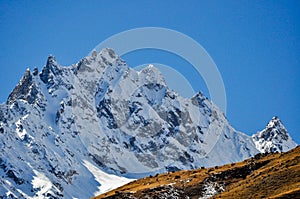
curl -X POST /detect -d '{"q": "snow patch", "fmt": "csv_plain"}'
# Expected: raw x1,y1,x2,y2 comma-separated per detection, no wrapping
32,169,53,198
82,160,134,195
200,182,224,199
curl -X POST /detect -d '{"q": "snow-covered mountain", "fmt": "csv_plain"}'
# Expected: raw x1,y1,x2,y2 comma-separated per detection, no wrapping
252,116,297,153
0,49,297,198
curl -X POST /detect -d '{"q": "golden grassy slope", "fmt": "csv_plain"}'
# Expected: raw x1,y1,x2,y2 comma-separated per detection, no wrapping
213,146,300,199
93,146,300,199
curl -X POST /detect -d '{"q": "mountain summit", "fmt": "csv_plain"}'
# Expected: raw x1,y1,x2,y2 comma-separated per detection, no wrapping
0,49,297,198
252,116,297,153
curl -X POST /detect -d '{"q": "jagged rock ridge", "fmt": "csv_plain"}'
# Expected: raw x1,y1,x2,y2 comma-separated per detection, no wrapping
0,49,297,198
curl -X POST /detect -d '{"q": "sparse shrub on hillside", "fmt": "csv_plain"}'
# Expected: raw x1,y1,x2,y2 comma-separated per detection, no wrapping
254,153,262,159
95,147,300,199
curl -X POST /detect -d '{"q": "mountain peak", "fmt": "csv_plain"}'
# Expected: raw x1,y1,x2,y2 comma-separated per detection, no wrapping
139,64,167,86
265,116,287,138
40,55,61,84
266,116,282,129
99,48,119,62
252,116,297,153
46,54,57,67
82,48,122,72
7,68,38,104
141,64,160,73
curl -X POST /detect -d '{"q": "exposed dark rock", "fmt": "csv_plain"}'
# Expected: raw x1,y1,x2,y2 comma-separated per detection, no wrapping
40,55,62,86
165,166,180,172
6,170,24,185
167,108,181,128
97,98,118,129
0,126,4,134
7,69,39,104
33,67,38,76
191,92,212,115
0,158,7,170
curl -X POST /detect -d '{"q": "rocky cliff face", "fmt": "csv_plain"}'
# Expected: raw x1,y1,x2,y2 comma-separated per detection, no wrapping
0,49,297,198
7,69,40,105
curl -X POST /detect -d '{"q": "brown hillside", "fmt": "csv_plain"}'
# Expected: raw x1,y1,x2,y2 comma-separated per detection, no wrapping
93,146,300,199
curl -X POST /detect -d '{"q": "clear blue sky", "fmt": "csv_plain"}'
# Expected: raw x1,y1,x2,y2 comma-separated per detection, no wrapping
0,1,299,143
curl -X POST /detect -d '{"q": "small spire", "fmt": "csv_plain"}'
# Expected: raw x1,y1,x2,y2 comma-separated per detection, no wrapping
92,50,98,58
46,54,57,67
24,68,32,78
33,67,38,76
